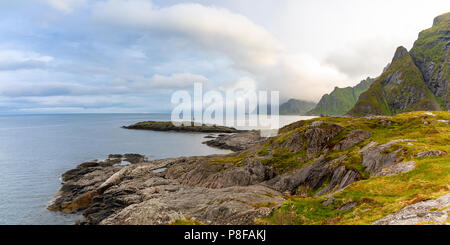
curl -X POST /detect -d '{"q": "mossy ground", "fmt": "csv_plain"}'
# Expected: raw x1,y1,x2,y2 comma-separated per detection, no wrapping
256,111,450,225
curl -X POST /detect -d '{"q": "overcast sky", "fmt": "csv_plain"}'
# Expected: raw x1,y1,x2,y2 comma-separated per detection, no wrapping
0,0,448,113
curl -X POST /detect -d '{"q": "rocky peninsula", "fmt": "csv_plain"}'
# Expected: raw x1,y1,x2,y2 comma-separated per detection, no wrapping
49,111,450,225
123,121,243,133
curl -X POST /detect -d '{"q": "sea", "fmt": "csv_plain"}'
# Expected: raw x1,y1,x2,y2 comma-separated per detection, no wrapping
0,113,314,225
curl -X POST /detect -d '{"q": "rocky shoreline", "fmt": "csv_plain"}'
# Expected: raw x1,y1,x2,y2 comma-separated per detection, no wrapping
48,113,450,225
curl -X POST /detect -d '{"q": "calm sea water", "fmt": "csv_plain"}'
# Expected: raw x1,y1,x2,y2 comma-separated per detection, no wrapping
0,113,313,225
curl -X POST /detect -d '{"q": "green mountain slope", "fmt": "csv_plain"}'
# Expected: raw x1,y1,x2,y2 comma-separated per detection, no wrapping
410,12,450,110
306,77,375,116
279,99,316,115
348,46,442,116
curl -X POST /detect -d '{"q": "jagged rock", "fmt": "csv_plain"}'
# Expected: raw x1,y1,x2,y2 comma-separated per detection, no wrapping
331,130,372,151
417,150,448,158
359,140,415,175
305,123,343,158
373,194,450,225
265,155,361,195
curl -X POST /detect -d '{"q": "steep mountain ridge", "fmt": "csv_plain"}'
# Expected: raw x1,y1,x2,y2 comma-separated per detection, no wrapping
306,77,375,116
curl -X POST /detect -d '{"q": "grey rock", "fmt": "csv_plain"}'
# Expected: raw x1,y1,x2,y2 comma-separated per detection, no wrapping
359,139,416,175
339,202,357,211
373,194,450,225
304,122,343,158
322,197,335,206
99,185,284,225
417,150,448,158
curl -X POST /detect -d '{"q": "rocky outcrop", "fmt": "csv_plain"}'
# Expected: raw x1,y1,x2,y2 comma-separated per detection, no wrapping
265,155,362,195
304,121,343,158
359,139,417,176
373,194,450,225
203,130,263,152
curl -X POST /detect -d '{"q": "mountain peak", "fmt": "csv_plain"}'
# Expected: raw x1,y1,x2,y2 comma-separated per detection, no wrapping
433,12,450,26
391,46,409,64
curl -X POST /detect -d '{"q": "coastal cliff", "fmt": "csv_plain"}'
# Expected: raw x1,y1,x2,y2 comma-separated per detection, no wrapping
49,111,450,225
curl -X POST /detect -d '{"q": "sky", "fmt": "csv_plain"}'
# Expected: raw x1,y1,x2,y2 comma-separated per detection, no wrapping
0,0,448,114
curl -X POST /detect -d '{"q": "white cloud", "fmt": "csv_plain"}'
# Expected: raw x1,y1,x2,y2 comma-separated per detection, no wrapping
109,72,210,91
41,0,86,13
93,0,348,101
0,49,53,71
148,73,209,89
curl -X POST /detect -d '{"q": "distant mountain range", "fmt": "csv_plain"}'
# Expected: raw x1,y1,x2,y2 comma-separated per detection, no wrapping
279,99,316,115
348,12,449,116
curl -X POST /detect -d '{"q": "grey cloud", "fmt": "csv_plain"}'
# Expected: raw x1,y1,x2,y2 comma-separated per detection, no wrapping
0,60,49,71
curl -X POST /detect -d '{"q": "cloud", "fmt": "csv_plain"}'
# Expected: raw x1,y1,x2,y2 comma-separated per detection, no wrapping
93,0,283,67
109,72,210,92
0,50,53,71
147,73,209,89
0,82,104,97
41,0,87,13
92,0,348,102
0,72,208,98
324,39,396,80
